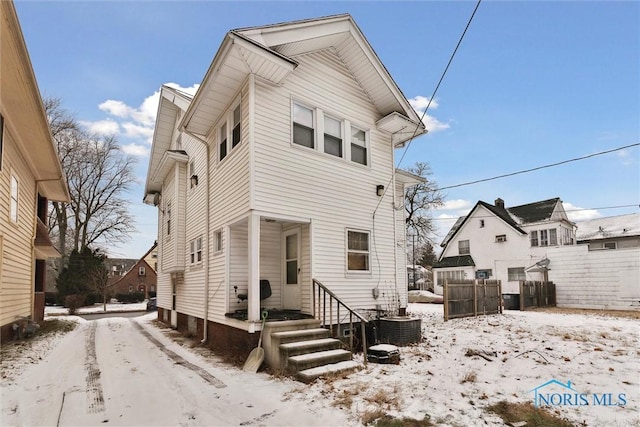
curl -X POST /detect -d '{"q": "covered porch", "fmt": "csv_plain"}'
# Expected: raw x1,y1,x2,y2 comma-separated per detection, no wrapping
224,212,312,327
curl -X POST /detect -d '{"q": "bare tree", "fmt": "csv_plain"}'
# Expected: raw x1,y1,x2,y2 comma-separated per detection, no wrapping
45,97,137,256
404,161,445,245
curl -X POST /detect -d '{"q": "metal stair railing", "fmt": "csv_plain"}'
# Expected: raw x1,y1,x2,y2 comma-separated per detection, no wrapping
312,278,368,365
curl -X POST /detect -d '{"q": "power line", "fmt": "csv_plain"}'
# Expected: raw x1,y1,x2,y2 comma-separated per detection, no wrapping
373,0,482,215
437,143,640,191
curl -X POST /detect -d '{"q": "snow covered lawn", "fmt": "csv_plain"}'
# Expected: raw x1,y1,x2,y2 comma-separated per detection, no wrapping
1,304,638,426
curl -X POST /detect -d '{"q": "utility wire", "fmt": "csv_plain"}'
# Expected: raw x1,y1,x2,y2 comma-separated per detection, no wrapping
437,142,640,191
373,0,482,215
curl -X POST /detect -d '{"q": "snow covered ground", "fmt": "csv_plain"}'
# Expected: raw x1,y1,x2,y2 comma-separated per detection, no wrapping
1,304,638,426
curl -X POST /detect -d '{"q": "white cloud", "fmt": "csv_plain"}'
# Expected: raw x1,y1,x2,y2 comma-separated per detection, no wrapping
122,143,150,157
94,83,200,156
616,148,638,166
408,95,450,133
437,199,472,211
80,119,119,136
563,202,601,222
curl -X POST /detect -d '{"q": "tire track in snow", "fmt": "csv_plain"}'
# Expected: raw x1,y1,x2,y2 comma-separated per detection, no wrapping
85,322,105,414
130,319,226,389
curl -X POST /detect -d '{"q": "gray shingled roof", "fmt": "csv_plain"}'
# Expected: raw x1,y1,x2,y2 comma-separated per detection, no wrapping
433,255,475,268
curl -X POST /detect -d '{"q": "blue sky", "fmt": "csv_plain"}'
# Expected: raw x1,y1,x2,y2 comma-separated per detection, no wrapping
15,1,639,258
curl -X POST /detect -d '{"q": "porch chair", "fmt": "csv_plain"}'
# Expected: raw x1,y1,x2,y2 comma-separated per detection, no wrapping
237,279,272,302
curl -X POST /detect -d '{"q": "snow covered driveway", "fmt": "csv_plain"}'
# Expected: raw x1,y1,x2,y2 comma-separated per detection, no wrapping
1,315,351,427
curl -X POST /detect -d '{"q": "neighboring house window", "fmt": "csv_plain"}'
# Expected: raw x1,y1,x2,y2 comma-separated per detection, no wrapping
324,116,342,158
549,229,557,246
540,230,548,246
150,285,155,292
458,240,470,255
476,269,492,279
350,126,368,166
128,285,133,292
530,231,539,247
139,266,146,276
604,242,617,250
189,160,196,188
508,267,526,281
214,229,223,253
10,174,18,223
190,236,203,264
495,234,507,242
293,102,315,149
347,229,370,272
166,201,172,236
480,219,485,228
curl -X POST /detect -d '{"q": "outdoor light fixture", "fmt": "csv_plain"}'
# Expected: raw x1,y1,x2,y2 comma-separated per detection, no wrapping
190,174,199,188
376,184,385,197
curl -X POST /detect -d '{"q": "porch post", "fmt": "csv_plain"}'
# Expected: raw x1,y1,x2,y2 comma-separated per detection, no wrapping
248,213,260,323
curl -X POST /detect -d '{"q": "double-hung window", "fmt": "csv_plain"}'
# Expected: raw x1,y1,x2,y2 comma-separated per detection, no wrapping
347,229,370,272
350,126,367,166
324,116,342,157
458,240,470,255
214,230,223,253
190,236,203,264
166,201,172,236
219,100,241,162
540,230,548,247
530,231,539,247
292,101,369,166
293,103,315,149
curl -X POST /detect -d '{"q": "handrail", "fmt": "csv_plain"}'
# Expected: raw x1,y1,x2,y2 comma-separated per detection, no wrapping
312,278,368,365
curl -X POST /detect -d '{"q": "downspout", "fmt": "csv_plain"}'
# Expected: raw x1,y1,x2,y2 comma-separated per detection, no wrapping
390,143,402,316
183,129,211,344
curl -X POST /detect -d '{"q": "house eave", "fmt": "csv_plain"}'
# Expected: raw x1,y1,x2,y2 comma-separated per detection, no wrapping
376,112,427,147
149,150,189,189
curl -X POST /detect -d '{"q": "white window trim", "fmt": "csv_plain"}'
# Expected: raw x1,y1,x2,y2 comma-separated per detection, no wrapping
139,266,146,276
213,229,223,254
9,172,18,223
189,236,204,265
458,240,470,255
217,97,242,164
345,228,371,275
291,99,370,167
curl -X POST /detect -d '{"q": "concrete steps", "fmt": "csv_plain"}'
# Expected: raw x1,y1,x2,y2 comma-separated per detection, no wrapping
270,326,360,381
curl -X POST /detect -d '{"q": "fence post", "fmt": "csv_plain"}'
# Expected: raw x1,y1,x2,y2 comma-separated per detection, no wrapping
443,279,449,321
519,281,524,311
473,280,478,317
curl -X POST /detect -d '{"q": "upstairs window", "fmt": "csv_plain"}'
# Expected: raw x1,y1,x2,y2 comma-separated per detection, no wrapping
324,116,342,157
458,240,470,255
292,101,369,166
495,234,507,242
214,229,223,253
232,105,241,148
530,230,539,247
293,103,314,149
219,122,228,161
218,99,241,162
347,229,370,272
350,126,368,166
138,266,146,276
540,230,548,246
480,219,485,228
549,229,558,246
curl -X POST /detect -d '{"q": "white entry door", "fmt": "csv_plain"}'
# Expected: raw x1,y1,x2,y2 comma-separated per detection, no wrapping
283,229,301,310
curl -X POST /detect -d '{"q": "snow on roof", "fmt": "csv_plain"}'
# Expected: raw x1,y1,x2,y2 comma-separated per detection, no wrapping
575,213,640,241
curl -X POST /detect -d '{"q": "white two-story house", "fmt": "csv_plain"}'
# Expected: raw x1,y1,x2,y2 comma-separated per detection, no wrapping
433,198,576,294
144,14,425,362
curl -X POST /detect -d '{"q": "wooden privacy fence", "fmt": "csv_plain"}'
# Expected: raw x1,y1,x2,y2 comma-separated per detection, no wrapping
519,281,556,310
443,280,502,321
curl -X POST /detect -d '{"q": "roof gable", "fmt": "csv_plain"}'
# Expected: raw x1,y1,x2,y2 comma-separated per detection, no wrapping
182,14,424,144
507,198,562,224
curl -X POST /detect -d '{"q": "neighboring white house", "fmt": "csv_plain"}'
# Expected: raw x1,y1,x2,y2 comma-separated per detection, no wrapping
433,198,576,294
144,15,425,353
547,213,640,310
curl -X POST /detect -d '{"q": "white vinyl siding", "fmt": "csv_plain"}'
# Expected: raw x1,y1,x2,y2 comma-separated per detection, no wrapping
253,49,397,308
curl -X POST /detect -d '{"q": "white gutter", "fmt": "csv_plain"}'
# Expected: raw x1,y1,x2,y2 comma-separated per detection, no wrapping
183,129,211,344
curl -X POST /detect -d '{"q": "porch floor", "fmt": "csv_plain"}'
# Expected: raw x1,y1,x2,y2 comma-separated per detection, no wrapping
224,309,314,322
